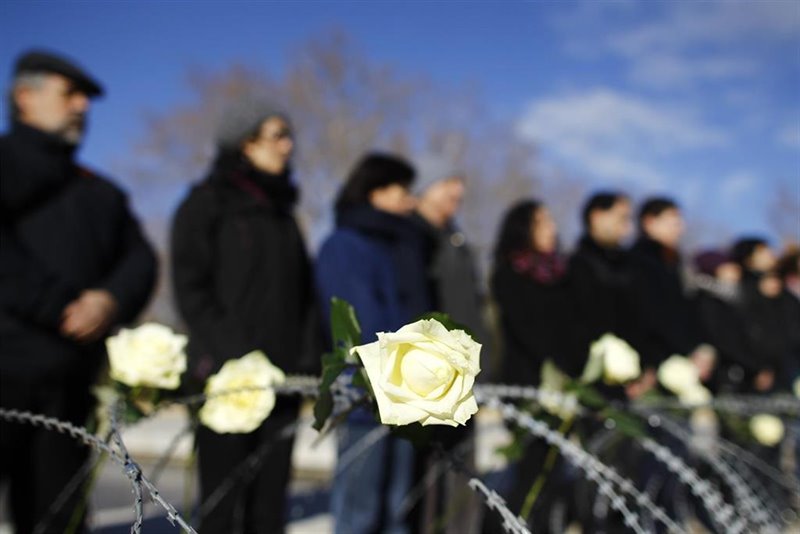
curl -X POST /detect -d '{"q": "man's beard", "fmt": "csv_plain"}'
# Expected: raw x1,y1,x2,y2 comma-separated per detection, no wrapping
58,115,86,145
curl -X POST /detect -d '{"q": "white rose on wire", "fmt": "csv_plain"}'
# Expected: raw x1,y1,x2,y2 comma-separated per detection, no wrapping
582,333,641,385
749,414,784,447
107,323,188,389
200,351,286,434
352,318,481,427
539,360,579,420
657,354,700,396
677,384,711,407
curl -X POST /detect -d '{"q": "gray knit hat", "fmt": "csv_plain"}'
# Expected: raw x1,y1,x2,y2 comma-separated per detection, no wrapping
214,95,288,151
414,152,462,194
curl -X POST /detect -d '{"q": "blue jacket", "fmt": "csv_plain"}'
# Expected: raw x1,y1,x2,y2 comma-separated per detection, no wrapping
316,205,432,345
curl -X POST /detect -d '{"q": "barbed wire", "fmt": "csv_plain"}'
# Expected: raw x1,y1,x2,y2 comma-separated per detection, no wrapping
0,407,197,533
484,398,663,534
637,437,747,534
644,412,781,531
467,478,531,534
3,377,797,534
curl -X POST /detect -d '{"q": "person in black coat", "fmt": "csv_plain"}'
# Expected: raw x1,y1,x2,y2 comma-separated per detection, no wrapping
731,237,800,392
488,199,571,532
492,199,569,383
171,98,315,533
692,250,761,393
566,192,645,384
629,198,710,381
0,50,157,533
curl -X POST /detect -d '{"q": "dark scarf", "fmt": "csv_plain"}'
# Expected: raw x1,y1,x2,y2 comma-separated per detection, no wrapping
3,122,79,214
633,236,681,266
208,151,298,213
336,204,418,242
510,249,567,285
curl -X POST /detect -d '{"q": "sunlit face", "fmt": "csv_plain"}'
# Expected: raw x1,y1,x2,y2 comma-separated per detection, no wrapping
748,244,777,273
15,73,89,145
242,116,294,174
715,262,741,283
531,206,557,254
643,207,685,249
369,183,416,216
591,198,633,247
424,177,465,221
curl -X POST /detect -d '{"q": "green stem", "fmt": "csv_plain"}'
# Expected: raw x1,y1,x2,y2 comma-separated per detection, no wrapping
519,417,573,521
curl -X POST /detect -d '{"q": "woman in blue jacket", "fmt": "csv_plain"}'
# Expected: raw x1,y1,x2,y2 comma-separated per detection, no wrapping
316,153,431,534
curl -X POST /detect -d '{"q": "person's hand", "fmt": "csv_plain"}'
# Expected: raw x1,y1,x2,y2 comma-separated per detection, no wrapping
690,344,717,383
626,367,657,400
754,369,774,392
61,289,118,343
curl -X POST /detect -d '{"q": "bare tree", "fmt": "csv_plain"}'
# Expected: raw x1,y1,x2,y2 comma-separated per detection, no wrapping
767,180,800,248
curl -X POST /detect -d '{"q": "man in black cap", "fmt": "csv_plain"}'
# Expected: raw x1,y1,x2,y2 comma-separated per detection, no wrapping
0,49,157,532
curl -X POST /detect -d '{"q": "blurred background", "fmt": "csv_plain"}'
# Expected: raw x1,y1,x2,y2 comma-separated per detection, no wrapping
1,0,798,327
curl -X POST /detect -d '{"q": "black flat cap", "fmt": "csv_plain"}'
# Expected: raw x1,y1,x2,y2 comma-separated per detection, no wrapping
14,49,104,97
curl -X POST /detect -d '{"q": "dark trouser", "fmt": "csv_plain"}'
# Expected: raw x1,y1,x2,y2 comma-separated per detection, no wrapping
0,377,93,534
196,397,299,534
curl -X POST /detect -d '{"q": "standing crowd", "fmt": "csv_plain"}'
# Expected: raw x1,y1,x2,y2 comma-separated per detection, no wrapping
1,49,798,534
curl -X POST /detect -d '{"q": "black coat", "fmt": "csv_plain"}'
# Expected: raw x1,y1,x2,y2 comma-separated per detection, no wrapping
492,258,571,384
629,237,699,366
171,154,315,377
738,272,800,389
565,236,645,374
693,281,758,393
0,123,157,382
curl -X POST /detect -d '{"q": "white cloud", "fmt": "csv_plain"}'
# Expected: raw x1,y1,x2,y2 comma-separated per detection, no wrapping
557,1,799,90
628,54,757,89
719,170,758,203
516,88,728,187
776,123,800,149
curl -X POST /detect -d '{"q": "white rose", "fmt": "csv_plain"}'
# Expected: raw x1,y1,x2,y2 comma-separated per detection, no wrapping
657,355,700,396
200,351,286,434
583,333,641,384
352,318,481,427
107,323,188,389
539,360,578,420
750,414,784,447
678,385,711,407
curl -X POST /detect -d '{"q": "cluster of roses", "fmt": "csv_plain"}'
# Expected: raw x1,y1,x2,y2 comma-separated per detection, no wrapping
103,309,793,448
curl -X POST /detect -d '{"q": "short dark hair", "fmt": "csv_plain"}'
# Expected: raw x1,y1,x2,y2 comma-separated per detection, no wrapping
493,199,542,263
730,237,769,267
581,191,628,231
334,152,415,215
638,197,679,230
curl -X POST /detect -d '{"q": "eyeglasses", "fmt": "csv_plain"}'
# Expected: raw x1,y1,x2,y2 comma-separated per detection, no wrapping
255,128,293,143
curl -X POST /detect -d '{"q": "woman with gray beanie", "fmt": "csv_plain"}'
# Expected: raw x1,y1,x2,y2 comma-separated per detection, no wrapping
171,97,316,533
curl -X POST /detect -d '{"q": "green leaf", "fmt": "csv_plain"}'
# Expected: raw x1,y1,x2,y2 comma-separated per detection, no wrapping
572,384,607,409
312,351,347,431
331,297,361,351
416,311,476,339
601,408,646,438
350,368,370,391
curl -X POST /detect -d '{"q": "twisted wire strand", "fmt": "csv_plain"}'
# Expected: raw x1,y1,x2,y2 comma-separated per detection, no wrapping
483,396,685,534
197,422,298,520
484,398,657,534
646,411,784,531
638,438,746,534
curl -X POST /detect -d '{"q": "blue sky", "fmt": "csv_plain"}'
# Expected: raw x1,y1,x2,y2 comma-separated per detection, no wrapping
2,0,799,247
